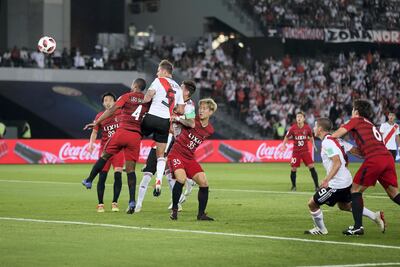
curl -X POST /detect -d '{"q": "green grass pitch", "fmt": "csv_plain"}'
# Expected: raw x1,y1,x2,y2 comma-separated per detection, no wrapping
0,163,399,267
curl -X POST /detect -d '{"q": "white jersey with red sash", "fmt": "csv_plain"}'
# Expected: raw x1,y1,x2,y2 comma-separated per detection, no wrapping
321,135,353,189
148,77,184,119
380,122,400,150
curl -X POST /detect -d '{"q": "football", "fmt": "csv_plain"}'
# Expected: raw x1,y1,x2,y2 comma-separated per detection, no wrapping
37,36,56,54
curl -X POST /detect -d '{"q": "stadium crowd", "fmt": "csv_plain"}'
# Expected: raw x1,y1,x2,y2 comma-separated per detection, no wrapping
238,0,400,31
154,37,400,138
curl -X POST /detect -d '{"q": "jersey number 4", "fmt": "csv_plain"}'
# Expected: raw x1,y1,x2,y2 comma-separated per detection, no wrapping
131,105,143,120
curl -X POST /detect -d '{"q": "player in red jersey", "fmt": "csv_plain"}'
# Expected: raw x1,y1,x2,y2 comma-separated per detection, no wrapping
168,98,217,221
332,99,400,235
82,78,150,214
281,111,318,191
85,92,125,212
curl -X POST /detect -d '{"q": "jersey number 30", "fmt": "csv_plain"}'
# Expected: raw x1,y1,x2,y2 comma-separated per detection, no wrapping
131,105,143,120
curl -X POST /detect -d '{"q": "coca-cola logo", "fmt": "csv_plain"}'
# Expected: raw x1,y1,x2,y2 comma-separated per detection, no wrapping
256,143,293,160
59,142,100,161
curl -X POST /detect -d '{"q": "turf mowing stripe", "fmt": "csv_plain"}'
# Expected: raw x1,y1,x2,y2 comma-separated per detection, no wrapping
0,216,399,250
297,263,400,267
0,179,389,199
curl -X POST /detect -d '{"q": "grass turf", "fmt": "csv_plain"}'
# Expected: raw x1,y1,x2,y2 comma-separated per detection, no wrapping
0,163,399,267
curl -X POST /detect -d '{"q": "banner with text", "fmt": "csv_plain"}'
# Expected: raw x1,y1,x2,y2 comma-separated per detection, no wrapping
0,139,314,164
324,28,400,44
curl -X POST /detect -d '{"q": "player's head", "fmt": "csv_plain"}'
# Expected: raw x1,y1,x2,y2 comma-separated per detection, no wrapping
352,99,373,120
314,118,332,138
388,112,396,123
101,92,116,109
198,98,217,120
181,80,196,101
131,78,146,92
157,59,173,78
296,111,305,125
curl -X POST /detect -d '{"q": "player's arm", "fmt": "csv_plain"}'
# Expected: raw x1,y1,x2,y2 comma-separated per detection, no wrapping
310,136,317,151
176,116,195,128
349,147,363,158
280,136,289,151
88,128,98,152
321,155,341,188
331,127,348,138
143,88,156,103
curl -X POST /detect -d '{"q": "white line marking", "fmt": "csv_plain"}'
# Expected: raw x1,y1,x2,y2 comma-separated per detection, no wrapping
0,179,389,198
0,217,399,251
297,263,400,267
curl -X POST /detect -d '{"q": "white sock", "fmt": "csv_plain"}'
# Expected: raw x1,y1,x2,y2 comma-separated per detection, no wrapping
137,172,152,207
156,157,166,184
166,172,176,192
362,207,377,221
310,209,327,231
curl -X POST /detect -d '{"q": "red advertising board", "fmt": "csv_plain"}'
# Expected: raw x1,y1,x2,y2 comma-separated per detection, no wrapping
0,139,313,164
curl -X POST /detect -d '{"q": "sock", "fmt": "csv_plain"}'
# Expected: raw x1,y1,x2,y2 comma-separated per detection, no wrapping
290,171,296,187
172,181,184,210
112,172,122,203
362,207,376,221
309,168,319,188
156,157,166,184
185,179,193,195
86,157,107,182
137,172,152,207
392,193,400,205
351,192,364,228
97,171,107,204
127,172,137,203
198,187,209,216
166,172,176,192
310,209,327,231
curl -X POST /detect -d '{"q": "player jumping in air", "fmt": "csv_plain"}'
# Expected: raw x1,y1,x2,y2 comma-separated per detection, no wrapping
136,80,197,212
304,118,385,235
82,78,149,214
332,99,400,235
281,111,318,191
86,92,125,212
168,98,217,221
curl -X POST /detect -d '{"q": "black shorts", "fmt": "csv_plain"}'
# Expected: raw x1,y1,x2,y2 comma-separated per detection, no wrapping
141,113,170,143
389,150,397,161
313,186,351,207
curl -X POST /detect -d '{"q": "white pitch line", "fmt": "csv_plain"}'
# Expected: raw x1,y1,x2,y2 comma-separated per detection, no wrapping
0,179,389,198
0,216,400,251
297,263,400,267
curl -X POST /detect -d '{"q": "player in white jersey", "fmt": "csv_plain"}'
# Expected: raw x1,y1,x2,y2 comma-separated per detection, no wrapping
379,112,400,161
136,80,196,212
142,60,185,196
304,118,385,235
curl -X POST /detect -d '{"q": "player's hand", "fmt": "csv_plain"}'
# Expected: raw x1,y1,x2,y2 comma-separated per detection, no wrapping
88,143,94,153
83,122,96,130
280,144,287,151
320,178,329,188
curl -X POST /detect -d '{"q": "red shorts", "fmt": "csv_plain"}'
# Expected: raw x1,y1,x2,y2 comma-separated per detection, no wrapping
167,152,203,179
290,152,313,168
354,155,398,188
105,129,141,162
103,150,124,172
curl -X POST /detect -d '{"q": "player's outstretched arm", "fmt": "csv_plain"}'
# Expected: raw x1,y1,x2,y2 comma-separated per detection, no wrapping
331,127,348,139
280,136,289,151
83,104,118,130
143,89,156,103
88,129,98,152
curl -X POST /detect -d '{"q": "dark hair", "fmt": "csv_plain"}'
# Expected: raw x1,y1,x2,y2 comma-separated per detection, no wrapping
316,118,332,132
134,78,146,91
182,80,196,96
101,92,116,102
353,99,373,121
296,111,305,117
159,59,173,74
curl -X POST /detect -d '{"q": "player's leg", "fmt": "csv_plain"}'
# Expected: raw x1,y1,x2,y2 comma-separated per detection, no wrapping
136,147,157,212
82,151,112,189
385,185,400,204
342,182,368,235
192,172,214,221
290,154,300,191
154,141,167,196
305,197,327,234
125,160,137,214
379,158,400,205
96,159,111,212
304,152,318,191
170,169,187,220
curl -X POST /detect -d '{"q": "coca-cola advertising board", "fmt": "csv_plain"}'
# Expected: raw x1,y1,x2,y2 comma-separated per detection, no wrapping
0,139,313,164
